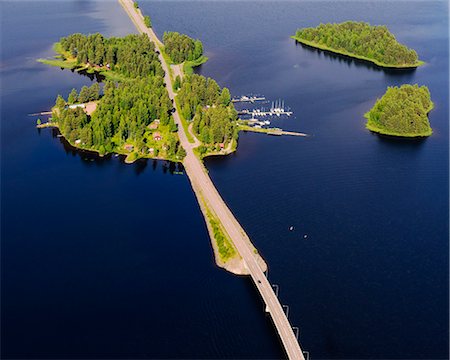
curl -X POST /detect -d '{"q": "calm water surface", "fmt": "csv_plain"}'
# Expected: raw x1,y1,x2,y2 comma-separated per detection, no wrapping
1,0,448,359
1,1,282,359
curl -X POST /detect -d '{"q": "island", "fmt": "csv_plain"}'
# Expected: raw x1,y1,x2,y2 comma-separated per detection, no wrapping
38,30,237,163
292,21,423,68
365,84,433,137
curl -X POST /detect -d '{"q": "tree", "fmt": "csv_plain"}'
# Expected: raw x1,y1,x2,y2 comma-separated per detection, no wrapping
219,87,231,106
163,32,203,64
193,40,203,59
89,83,101,100
36,118,42,126
56,95,66,110
144,15,152,28
133,1,139,9
173,75,181,90
68,88,78,104
78,86,90,103
176,145,186,159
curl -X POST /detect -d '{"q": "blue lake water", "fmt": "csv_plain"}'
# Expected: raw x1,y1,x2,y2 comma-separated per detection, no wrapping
1,0,448,359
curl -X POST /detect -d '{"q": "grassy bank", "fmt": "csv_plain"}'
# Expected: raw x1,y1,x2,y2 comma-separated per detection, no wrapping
198,194,237,263
291,36,424,69
238,124,282,134
183,56,208,75
37,42,79,69
37,41,131,82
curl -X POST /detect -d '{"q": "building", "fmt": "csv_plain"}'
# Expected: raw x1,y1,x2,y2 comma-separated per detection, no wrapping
68,104,86,110
153,132,162,141
124,144,134,152
148,121,159,130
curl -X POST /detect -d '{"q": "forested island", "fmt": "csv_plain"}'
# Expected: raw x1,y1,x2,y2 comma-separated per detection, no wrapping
292,21,423,68
365,84,433,137
39,31,238,162
162,32,208,74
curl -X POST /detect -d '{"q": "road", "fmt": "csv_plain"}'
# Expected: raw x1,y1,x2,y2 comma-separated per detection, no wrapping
118,1,306,358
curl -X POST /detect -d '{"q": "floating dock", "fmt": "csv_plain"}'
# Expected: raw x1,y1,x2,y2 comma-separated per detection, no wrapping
232,95,266,103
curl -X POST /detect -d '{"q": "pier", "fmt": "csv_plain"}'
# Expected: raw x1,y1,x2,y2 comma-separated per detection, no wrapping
239,108,293,117
232,95,266,103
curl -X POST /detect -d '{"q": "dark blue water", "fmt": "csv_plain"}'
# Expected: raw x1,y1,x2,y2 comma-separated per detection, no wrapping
1,0,448,359
1,1,283,359
146,0,449,359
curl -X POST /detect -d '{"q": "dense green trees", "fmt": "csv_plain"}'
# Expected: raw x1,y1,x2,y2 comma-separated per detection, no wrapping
52,77,184,159
59,33,164,78
144,15,152,28
294,21,421,67
162,32,203,64
65,83,101,104
365,84,433,137
173,75,181,91
177,74,238,148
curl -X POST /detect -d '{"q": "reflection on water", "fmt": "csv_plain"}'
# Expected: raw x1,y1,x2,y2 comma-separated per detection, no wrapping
374,132,428,148
47,127,184,175
295,40,419,75
76,68,105,82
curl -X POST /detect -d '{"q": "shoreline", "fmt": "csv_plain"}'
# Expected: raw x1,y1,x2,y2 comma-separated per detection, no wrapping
37,122,182,163
37,42,131,82
291,35,424,69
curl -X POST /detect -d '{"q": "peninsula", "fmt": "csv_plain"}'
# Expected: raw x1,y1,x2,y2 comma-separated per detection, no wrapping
292,21,423,68
365,84,433,137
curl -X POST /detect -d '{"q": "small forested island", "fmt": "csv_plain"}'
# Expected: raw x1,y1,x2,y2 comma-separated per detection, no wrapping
292,21,423,68
162,31,208,74
365,84,433,137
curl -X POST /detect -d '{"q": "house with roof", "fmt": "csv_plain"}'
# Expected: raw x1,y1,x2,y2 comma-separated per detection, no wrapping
153,132,162,141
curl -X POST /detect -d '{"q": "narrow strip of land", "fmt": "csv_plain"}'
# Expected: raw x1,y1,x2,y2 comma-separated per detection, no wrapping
118,1,305,359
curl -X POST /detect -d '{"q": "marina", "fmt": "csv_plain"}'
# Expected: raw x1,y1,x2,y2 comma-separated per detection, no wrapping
237,99,293,118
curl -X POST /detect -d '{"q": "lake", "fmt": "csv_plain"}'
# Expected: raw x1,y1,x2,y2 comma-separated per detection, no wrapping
1,0,448,359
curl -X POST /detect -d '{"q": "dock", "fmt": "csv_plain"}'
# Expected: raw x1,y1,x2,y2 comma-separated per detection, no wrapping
232,95,266,103
267,130,308,137
238,109,293,117
28,111,52,116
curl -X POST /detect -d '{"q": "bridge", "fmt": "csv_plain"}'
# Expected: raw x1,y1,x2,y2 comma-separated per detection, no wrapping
118,1,306,358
